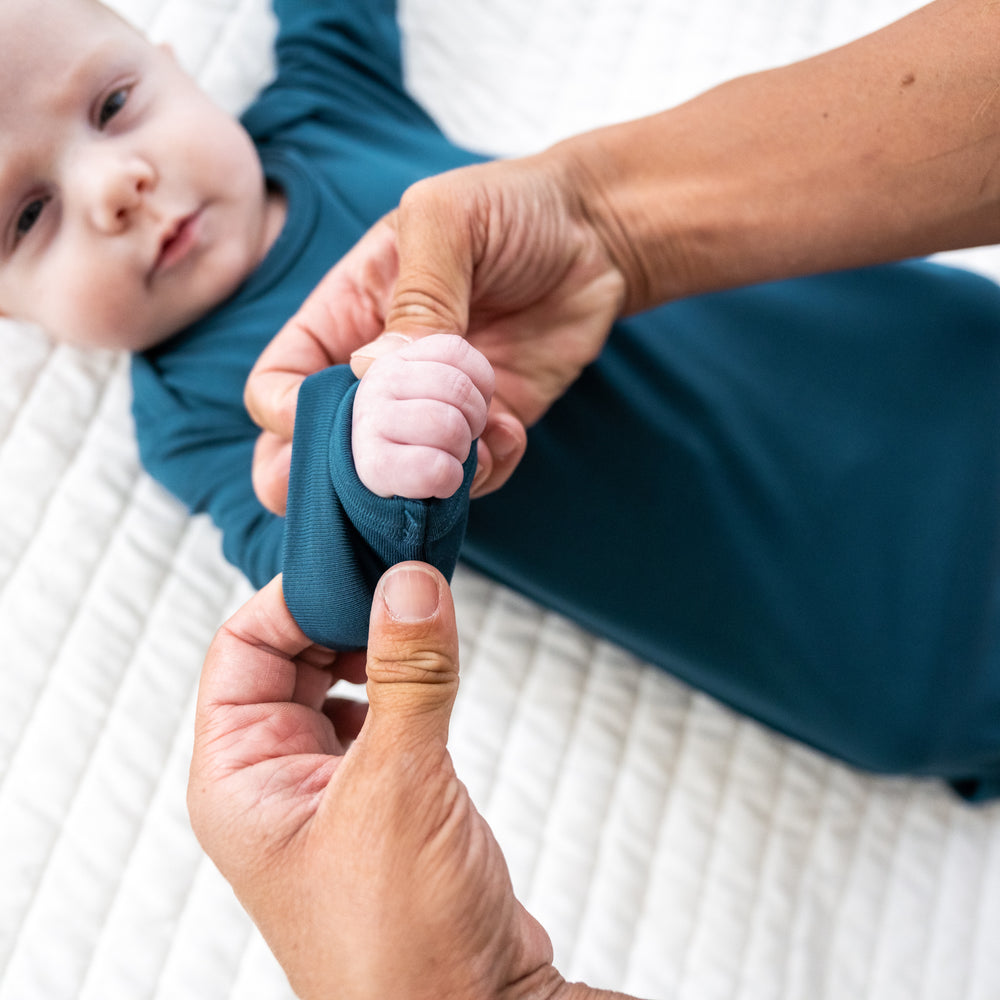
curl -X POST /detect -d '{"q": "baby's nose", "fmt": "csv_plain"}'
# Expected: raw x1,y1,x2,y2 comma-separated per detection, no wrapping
82,150,156,234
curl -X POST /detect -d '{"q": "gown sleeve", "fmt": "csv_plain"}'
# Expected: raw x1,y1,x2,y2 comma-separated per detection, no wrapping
131,354,285,590
259,0,423,126
282,364,475,649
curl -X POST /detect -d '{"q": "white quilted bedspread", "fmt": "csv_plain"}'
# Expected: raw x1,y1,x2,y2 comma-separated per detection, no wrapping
2,0,1000,997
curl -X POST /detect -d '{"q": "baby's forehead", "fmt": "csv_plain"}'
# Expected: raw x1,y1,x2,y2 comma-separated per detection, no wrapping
0,0,138,68
0,1,145,119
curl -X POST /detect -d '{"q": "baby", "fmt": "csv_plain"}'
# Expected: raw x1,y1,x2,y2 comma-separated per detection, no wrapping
0,0,492,645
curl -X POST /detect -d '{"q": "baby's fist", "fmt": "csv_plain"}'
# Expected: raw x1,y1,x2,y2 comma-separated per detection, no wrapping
352,334,495,499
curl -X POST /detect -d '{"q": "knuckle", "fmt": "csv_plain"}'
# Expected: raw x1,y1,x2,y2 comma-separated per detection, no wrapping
368,645,458,690
427,452,464,498
420,336,493,393
440,404,473,452
387,282,461,333
442,368,478,414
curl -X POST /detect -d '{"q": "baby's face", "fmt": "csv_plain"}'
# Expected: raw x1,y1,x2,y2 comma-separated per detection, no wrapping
0,0,285,350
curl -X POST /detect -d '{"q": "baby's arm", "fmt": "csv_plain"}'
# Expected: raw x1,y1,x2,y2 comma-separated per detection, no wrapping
352,334,495,499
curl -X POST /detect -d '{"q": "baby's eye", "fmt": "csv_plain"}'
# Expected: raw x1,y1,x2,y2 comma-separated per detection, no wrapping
15,197,48,243
98,87,130,128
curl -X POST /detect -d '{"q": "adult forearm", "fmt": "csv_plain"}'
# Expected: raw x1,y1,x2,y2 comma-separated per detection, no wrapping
553,0,1000,313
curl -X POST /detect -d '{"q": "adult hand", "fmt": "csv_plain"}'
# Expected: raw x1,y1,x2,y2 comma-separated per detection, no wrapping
189,563,618,1000
244,154,627,515
245,0,1000,518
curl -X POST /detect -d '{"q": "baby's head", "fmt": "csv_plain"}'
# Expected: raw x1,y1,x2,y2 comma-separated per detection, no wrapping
0,0,285,350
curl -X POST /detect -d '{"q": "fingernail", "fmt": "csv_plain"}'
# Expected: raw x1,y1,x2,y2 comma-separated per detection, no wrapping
382,565,441,622
349,331,412,363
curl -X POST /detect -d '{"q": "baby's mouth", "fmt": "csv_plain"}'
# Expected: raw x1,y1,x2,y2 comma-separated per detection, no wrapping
154,211,201,274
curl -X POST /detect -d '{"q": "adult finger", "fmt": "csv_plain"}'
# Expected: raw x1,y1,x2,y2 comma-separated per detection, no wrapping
322,695,369,747
245,219,401,438
472,409,528,497
197,575,321,713
251,430,292,516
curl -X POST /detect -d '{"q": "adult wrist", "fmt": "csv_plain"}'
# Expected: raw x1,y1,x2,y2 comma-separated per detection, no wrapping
543,0,1000,313
545,123,690,316
545,104,771,314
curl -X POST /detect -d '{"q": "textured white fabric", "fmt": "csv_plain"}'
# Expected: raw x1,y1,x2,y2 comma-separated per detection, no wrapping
1,0,999,997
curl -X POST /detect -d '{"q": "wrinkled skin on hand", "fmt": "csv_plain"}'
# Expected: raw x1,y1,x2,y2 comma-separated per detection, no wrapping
188,565,564,1000
245,155,626,515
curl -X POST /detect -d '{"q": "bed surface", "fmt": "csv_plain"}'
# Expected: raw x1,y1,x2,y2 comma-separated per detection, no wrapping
2,0,999,997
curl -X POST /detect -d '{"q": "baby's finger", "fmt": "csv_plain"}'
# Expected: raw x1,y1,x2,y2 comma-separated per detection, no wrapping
364,358,490,439
372,398,475,463
394,333,495,401
357,442,466,500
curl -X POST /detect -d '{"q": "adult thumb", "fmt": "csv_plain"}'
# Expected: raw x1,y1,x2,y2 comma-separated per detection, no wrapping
363,562,460,748
350,177,475,377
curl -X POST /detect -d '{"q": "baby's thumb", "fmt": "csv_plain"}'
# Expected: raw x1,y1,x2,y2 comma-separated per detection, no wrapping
363,563,460,748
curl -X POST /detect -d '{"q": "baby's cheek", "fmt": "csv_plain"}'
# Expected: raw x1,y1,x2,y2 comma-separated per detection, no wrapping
49,263,153,350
